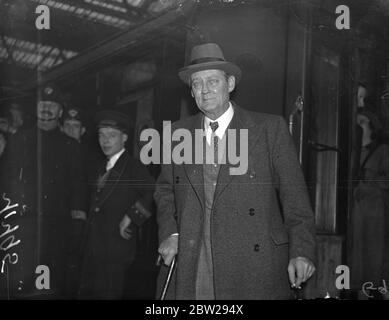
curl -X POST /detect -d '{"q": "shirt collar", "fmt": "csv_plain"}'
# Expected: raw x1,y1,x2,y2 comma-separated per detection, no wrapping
107,148,125,171
204,102,234,139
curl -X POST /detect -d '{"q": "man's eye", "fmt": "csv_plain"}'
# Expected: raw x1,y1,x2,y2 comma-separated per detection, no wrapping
209,79,219,86
192,82,201,89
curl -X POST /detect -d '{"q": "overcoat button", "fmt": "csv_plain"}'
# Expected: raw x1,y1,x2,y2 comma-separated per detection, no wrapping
254,244,260,252
94,207,100,213
249,170,256,179
249,208,255,216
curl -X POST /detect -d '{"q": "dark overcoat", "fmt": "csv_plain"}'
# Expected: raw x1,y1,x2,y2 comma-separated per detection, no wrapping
350,142,389,288
78,150,155,299
154,105,316,300
0,126,87,298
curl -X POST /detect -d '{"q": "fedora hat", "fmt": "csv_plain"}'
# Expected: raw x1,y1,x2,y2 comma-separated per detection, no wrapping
178,43,242,85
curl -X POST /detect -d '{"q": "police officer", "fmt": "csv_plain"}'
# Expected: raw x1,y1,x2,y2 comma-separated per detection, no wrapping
0,84,87,299
62,105,86,143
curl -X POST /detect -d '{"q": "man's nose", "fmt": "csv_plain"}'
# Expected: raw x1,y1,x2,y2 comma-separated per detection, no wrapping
201,81,211,93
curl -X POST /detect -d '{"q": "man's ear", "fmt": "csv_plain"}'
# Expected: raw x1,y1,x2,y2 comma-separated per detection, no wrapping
81,127,86,136
228,75,236,93
59,108,63,118
123,133,128,143
191,89,194,98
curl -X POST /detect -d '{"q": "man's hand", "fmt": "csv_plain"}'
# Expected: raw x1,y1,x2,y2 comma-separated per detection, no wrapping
158,234,178,266
288,257,315,288
119,215,132,240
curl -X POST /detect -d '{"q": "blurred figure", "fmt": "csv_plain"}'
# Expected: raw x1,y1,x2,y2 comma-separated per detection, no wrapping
78,110,155,299
357,83,368,108
61,105,104,199
8,102,24,134
0,84,87,299
0,107,11,164
0,132,6,158
0,106,11,134
350,107,389,299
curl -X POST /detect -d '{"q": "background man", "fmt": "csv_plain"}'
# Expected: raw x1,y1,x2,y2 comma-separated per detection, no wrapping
0,107,11,158
62,105,86,143
0,132,6,158
0,84,87,299
78,110,155,299
8,102,24,135
61,104,104,189
0,106,11,135
155,43,316,299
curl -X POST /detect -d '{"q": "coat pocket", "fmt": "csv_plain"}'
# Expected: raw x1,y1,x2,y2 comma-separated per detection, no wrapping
270,228,289,245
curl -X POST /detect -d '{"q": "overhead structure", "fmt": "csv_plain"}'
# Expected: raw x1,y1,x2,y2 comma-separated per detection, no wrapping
0,0,195,88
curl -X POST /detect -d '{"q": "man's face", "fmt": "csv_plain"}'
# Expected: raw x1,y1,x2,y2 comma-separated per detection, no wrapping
63,119,85,141
37,101,62,122
0,117,9,133
0,133,6,156
98,127,127,158
190,69,235,119
357,86,367,107
10,106,23,127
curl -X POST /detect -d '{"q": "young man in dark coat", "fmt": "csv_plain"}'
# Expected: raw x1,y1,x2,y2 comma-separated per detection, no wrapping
78,110,155,299
155,43,316,300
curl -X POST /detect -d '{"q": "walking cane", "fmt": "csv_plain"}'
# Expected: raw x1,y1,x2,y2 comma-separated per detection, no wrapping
159,256,176,300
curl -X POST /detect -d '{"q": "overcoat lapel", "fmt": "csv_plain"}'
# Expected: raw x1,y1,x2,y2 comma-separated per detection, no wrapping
183,113,205,212
213,104,262,206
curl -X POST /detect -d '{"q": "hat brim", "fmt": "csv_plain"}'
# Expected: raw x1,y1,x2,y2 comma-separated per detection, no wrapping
178,61,242,85
94,110,130,133
39,99,64,108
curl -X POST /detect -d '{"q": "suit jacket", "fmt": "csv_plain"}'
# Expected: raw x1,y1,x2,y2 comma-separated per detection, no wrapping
79,150,155,299
154,104,316,300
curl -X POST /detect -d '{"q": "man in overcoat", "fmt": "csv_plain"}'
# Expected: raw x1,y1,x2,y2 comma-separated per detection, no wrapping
155,43,316,300
78,110,155,299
